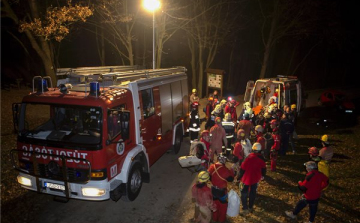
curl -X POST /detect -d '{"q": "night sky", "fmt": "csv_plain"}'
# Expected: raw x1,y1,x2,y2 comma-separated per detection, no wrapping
1,0,358,95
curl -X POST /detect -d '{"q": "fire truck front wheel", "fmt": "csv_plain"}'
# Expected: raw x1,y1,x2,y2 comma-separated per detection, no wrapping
173,127,183,154
123,162,143,202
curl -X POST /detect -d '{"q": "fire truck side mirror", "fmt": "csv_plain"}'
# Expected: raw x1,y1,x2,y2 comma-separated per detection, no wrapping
120,110,130,140
12,103,21,134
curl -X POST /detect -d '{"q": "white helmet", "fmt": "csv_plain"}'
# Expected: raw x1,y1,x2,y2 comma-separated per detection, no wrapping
304,161,317,170
217,153,227,164
255,125,263,133
252,142,262,151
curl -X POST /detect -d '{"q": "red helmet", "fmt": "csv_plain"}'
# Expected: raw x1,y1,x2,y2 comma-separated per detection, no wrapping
201,130,210,137
215,117,222,124
270,119,278,126
308,147,319,156
237,129,245,138
191,102,199,108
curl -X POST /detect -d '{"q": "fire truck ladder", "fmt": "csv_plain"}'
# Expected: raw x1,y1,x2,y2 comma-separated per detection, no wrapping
57,66,187,88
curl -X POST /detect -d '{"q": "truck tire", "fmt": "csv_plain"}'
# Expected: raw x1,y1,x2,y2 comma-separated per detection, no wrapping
173,127,183,154
122,162,142,202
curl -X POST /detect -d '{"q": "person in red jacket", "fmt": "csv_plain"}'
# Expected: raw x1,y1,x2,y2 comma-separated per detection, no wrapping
237,142,266,215
208,154,234,223
224,99,239,122
200,130,211,158
209,117,227,162
270,127,280,171
285,161,329,223
191,171,217,223
232,129,245,176
254,125,265,154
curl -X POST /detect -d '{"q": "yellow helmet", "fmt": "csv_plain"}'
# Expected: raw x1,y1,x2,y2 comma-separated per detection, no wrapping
225,113,231,121
192,89,197,93
321,135,328,143
291,104,296,109
198,171,210,183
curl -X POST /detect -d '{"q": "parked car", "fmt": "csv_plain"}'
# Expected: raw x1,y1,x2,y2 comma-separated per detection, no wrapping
318,89,355,112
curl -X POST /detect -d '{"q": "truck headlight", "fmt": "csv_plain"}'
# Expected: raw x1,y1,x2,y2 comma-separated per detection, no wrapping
17,176,32,187
82,187,106,197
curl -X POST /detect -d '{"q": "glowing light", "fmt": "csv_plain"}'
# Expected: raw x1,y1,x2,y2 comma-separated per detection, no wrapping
143,0,161,12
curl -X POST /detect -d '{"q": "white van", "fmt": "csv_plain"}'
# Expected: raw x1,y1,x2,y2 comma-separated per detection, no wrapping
244,76,306,114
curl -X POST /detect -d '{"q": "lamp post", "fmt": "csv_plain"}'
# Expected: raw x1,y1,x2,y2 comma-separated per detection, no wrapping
143,0,161,70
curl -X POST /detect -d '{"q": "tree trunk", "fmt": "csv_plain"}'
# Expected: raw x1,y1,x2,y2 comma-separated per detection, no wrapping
259,0,279,79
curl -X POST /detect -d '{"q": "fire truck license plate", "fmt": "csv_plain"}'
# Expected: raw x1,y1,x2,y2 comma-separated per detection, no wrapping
44,182,65,191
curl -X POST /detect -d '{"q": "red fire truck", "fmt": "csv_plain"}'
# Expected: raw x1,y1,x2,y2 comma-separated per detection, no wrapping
11,66,189,202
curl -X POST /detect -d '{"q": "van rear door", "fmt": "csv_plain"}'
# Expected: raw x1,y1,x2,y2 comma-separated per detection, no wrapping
244,81,254,103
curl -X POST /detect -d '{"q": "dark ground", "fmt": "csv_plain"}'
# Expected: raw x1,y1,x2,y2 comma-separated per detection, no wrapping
1,88,360,223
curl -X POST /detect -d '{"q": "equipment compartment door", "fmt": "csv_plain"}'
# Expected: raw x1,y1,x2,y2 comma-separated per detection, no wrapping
139,87,164,165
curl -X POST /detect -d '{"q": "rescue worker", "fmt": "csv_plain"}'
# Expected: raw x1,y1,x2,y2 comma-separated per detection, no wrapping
189,103,201,143
193,142,209,172
239,102,252,121
208,153,234,223
209,117,227,162
285,161,329,223
279,114,294,156
319,135,334,163
263,112,273,133
190,89,200,104
290,104,298,127
232,129,245,174
237,127,252,159
213,90,219,100
308,146,330,191
205,95,215,130
225,99,238,122
237,113,253,139
191,171,217,223
255,125,265,156
287,105,297,154
270,124,280,171
200,130,211,161
222,113,236,158
237,142,266,215
268,96,276,106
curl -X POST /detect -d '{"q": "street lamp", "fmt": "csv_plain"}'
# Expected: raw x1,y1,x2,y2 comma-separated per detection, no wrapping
143,0,161,70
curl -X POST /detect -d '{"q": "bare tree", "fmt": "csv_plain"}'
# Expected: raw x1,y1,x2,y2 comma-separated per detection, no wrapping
1,0,93,86
182,0,242,97
257,0,342,79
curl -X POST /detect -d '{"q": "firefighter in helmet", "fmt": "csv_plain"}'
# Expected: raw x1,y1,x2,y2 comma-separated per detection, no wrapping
222,113,236,158
190,88,200,105
209,117,227,162
237,142,266,215
189,102,201,143
191,171,217,223
208,153,234,223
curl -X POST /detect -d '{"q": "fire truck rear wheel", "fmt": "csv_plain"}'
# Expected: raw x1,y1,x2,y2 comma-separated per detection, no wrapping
122,162,142,202
173,127,183,154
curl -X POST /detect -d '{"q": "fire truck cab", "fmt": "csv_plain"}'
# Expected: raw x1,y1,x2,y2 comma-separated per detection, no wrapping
11,66,189,202
243,76,305,115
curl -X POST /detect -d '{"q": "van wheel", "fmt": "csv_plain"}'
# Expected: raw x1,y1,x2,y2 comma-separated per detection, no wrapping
122,162,142,202
173,128,183,154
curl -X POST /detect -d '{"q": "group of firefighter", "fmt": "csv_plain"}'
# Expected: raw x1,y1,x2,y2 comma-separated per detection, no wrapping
188,89,333,223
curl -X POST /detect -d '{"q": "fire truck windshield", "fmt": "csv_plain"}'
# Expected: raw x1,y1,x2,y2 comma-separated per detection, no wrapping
19,103,102,145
